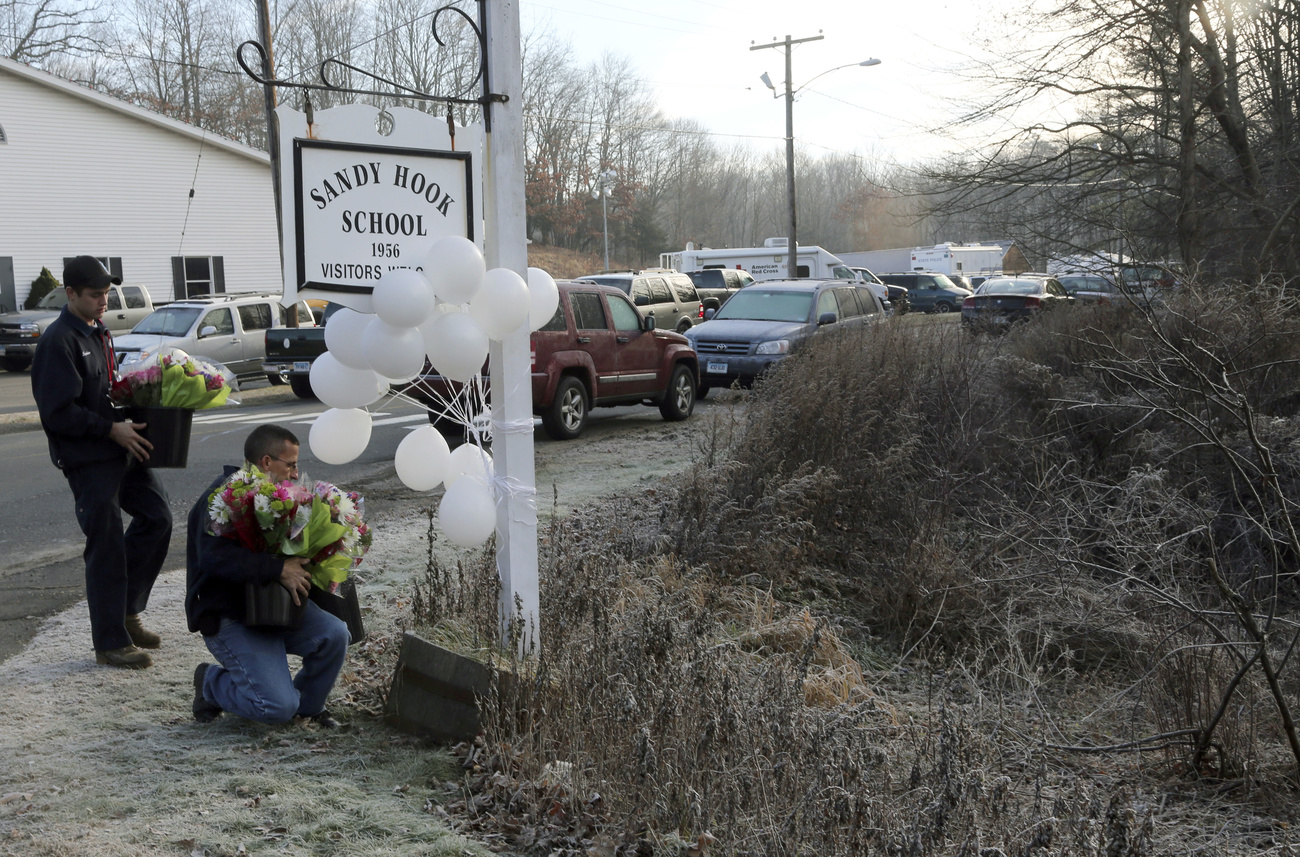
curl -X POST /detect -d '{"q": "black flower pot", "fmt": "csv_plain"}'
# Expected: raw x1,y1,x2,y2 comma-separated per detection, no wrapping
309,579,366,645
243,581,306,630
125,405,193,468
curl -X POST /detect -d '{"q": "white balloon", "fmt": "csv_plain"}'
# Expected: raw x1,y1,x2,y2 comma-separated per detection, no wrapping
470,268,531,340
362,318,427,380
422,311,488,383
309,352,388,410
325,308,373,369
424,236,486,304
527,267,560,331
438,477,496,547
309,408,373,465
395,425,451,491
372,269,435,328
446,442,494,488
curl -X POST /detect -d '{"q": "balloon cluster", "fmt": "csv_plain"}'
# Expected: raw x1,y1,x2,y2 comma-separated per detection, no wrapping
306,235,559,548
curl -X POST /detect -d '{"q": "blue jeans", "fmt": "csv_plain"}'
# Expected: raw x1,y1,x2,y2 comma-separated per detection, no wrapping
201,601,348,724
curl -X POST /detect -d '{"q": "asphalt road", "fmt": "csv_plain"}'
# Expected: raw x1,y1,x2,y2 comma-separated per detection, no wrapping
0,368,718,662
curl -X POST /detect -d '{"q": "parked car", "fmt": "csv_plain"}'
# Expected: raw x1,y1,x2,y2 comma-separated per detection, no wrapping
883,283,911,314
1057,274,1119,305
0,283,155,371
962,275,1074,328
684,268,755,314
876,272,972,313
573,270,702,333
409,282,699,440
848,267,891,308
262,302,344,398
115,293,316,382
947,274,975,292
685,279,886,395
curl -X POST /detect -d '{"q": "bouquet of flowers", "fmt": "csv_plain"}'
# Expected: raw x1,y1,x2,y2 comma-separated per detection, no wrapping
110,352,237,410
207,466,372,591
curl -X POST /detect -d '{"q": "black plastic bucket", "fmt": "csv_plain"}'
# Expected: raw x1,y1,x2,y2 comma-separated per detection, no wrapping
243,581,306,630
309,579,366,645
126,406,193,468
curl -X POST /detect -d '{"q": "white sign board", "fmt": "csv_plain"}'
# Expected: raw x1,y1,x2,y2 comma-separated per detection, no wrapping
295,140,472,295
276,104,483,313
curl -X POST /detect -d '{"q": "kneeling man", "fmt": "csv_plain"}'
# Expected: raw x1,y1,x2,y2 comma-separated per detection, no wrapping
185,424,349,726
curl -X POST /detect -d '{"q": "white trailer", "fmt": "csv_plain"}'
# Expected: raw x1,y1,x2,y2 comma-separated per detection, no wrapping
835,248,913,274
909,243,1005,276
660,239,855,282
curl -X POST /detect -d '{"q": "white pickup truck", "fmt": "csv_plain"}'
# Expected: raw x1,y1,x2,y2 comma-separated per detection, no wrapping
0,283,155,371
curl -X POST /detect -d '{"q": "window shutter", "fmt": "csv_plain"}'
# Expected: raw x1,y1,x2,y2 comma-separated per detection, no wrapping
212,256,226,293
171,257,186,300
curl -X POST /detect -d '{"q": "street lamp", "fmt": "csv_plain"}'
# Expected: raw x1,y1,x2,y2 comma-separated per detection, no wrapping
592,169,616,271
752,34,881,278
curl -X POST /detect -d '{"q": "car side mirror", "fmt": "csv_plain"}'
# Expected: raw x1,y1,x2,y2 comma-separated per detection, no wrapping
817,312,838,326
704,308,716,320
199,325,217,337
642,315,656,332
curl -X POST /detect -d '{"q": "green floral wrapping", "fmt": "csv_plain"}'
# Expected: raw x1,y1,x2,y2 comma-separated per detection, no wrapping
160,359,231,409
281,498,350,590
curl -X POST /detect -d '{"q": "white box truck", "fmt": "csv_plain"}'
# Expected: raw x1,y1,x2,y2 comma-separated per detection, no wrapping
909,243,1005,276
660,239,856,282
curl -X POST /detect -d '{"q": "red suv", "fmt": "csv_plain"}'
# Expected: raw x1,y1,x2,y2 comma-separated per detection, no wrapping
412,282,700,440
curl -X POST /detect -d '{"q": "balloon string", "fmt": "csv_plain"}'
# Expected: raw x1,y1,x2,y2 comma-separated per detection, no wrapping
489,475,537,525
489,417,536,435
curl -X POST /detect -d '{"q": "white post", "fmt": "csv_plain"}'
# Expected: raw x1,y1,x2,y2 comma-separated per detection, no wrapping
483,0,539,653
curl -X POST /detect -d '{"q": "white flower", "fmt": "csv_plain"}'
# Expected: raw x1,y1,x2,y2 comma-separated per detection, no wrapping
254,494,272,514
208,495,229,524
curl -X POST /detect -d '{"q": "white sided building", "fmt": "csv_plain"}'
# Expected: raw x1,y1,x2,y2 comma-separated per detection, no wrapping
0,57,279,312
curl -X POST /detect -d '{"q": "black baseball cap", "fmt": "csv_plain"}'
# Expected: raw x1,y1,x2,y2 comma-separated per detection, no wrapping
63,256,122,291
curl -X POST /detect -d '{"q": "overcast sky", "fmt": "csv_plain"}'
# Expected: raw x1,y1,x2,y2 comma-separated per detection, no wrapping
518,0,1037,172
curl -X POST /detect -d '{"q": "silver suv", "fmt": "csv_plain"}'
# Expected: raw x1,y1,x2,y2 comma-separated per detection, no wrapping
115,293,315,382
573,269,702,333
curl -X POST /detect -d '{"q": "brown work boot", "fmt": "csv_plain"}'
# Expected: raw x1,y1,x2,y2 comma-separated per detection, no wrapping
125,614,161,649
95,645,153,669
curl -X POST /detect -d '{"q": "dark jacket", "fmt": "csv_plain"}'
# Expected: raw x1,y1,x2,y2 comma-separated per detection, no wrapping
30,306,123,470
185,466,286,636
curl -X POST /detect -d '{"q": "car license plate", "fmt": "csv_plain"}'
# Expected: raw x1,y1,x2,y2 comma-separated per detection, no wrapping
293,361,311,372
706,361,728,374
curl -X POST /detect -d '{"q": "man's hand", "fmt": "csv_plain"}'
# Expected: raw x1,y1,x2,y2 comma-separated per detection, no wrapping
109,420,153,462
279,557,311,606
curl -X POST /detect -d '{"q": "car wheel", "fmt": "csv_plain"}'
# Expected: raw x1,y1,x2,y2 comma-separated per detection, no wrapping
1,356,31,372
933,301,953,314
658,364,695,422
677,320,693,333
542,376,588,440
266,370,288,386
289,375,315,399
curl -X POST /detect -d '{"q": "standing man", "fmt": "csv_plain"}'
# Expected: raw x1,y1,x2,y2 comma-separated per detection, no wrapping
186,424,348,727
31,256,172,669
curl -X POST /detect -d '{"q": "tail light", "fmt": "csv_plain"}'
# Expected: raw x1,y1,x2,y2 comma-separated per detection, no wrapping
963,297,975,309
1024,297,1042,309
698,305,705,319
530,348,536,370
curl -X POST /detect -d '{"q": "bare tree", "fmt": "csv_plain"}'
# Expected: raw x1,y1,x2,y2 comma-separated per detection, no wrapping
2,0,105,62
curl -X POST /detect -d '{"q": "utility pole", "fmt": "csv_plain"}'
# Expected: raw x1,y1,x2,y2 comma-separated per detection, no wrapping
256,0,291,323
751,33,823,279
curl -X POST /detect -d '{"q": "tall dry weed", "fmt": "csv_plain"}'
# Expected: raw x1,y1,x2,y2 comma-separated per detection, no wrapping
415,283,1300,854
